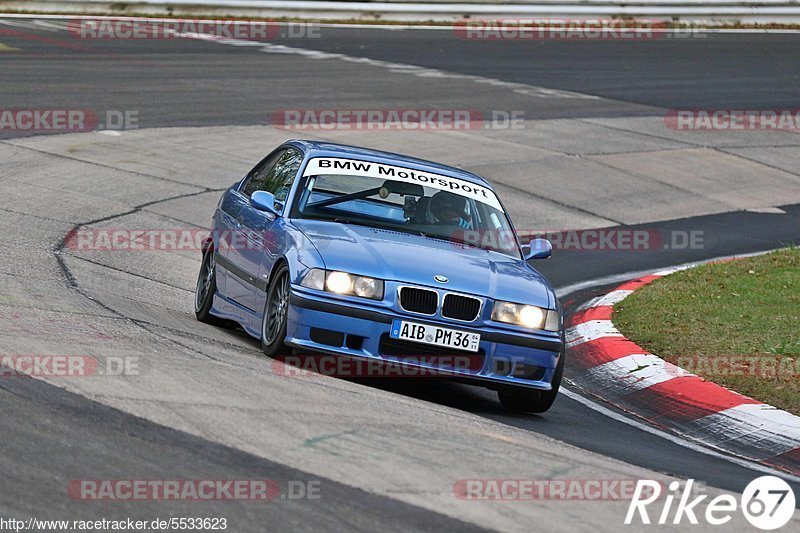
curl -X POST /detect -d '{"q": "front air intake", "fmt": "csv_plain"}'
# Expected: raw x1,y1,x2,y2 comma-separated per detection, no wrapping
398,287,438,315
442,294,481,322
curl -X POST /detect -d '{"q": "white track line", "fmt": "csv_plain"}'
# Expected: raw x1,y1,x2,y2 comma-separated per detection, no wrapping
32,19,70,30
560,387,800,483
0,19,60,31
556,249,773,298
683,404,800,460
178,29,599,100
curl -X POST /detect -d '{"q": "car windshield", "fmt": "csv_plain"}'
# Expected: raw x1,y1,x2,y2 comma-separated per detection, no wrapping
294,159,521,258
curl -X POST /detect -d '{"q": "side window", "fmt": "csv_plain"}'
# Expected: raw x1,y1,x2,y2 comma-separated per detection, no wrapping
242,150,283,197
241,148,303,212
263,148,303,207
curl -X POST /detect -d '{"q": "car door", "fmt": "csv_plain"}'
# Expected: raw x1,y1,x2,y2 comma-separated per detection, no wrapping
228,147,303,312
250,148,304,316
224,149,285,310
212,182,251,296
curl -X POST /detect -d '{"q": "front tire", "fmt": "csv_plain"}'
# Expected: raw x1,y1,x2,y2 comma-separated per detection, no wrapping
195,245,227,327
497,351,564,413
261,263,291,356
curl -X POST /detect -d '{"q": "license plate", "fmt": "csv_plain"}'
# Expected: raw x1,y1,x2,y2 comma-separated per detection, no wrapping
390,319,481,352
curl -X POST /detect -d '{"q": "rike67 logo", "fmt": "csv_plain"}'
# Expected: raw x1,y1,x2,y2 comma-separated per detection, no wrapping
626,477,796,530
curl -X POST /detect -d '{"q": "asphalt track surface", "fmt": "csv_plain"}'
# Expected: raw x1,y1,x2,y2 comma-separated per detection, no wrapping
1,18,799,531
2,24,800,130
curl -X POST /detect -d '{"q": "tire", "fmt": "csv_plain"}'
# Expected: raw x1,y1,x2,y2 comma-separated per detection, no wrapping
194,244,228,327
497,351,564,413
260,263,291,357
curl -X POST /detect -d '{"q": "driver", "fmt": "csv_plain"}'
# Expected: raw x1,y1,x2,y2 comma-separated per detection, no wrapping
428,191,472,229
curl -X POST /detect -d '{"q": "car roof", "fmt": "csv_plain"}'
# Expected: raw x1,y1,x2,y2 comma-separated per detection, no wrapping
284,139,493,188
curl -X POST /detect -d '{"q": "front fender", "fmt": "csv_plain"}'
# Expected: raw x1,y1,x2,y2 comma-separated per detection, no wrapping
259,219,326,289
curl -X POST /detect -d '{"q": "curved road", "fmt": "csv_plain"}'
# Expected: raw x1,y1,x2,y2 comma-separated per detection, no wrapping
1,18,799,531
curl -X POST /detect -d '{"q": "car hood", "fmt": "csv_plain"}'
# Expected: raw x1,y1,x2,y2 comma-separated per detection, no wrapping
291,219,554,308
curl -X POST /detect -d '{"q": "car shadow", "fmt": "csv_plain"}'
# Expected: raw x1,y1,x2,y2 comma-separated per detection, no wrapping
219,326,548,422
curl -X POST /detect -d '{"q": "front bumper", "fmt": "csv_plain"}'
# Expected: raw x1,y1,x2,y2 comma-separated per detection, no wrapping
285,288,564,390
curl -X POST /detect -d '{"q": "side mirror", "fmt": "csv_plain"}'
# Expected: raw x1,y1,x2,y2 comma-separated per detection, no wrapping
523,238,552,260
250,191,281,216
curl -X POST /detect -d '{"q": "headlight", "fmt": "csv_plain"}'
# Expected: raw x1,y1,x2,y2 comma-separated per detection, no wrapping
326,271,353,294
299,268,325,291
492,301,560,331
300,268,384,300
353,275,382,299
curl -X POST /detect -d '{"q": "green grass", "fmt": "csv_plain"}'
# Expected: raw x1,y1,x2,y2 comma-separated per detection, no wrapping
614,248,800,414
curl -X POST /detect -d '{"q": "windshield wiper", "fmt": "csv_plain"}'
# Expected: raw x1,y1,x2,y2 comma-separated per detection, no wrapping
332,217,376,229
331,217,430,238
419,232,471,246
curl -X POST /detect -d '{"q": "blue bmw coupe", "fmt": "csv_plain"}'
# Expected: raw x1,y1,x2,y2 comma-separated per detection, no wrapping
195,140,565,412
